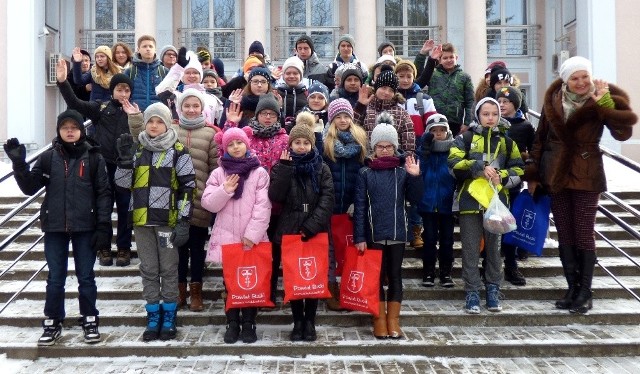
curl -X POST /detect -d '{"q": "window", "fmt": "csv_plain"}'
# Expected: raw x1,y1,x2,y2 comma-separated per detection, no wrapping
562,0,576,26
486,0,538,56
279,0,338,61
380,0,435,58
84,0,135,50
184,0,240,60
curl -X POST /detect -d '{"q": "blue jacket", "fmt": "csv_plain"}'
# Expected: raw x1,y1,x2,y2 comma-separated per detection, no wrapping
324,155,364,214
353,152,423,244
417,138,456,214
123,55,168,111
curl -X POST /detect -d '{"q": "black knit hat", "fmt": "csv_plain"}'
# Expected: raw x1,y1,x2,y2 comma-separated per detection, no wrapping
340,68,363,88
296,35,315,54
495,86,522,110
490,67,512,88
248,40,265,56
57,109,86,140
109,73,134,95
373,65,399,92
202,69,219,80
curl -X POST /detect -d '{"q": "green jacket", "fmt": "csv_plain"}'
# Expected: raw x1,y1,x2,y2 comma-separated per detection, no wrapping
428,65,475,126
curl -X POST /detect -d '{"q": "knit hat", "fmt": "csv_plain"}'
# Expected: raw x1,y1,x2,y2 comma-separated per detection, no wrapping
340,67,363,87
376,54,397,66
248,40,265,56
288,122,316,148
282,56,304,76
202,69,219,80
485,61,507,76
334,63,357,79
243,56,263,74
559,56,592,83
475,97,501,123
215,127,252,154
80,49,91,61
307,82,329,102
143,102,173,132
212,57,225,79
489,67,512,88
295,35,315,53
248,67,271,82
177,88,206,110
255,93,280,117
295,111,316,129
57,109,86,140
374,65,399,92
425,114,450,133
395,60,417,77
338,34,356,49
184,50,203,79
377,41,396,56
370,112,399,150
328,98,354,124
109,73,134,94
159,45,178,61
495,86,522,110
94,45,112,60
197,49,211,63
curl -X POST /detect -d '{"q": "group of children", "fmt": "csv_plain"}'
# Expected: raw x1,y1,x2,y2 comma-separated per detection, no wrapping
4,35,537,346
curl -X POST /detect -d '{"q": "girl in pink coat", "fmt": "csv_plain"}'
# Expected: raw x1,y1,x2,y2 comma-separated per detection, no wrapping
201,127,272,344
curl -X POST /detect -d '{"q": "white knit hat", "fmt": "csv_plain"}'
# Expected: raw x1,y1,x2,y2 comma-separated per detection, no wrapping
425,114,450,133
559,56,592,83
183,50,203,80
282,56,304,76
370,111,399,150
177,88,206,110
143,102,173,131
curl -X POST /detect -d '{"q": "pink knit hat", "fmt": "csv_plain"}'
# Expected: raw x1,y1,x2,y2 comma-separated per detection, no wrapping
215,127,252,155
328,98,354,124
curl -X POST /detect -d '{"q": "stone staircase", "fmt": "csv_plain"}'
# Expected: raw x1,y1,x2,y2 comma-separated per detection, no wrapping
0,193,639,371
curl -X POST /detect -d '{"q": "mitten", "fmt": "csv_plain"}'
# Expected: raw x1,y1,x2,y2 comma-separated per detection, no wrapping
116,133,136,168
419,132,434,157
177,47,189,68
170,219,190,247
3,138,27,168
91,223,113,251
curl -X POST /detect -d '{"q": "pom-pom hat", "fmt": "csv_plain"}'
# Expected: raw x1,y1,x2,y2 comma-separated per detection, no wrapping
370,111,399,150
328,98,353,123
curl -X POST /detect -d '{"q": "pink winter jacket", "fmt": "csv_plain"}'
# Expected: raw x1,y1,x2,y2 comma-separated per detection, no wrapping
201,164,272,264
224,120,289,172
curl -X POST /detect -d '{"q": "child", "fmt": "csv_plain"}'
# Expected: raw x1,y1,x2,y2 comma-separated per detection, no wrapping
115,103,196,341
268,120,334,342
329,63,356,101
219,67,274,128
448,97,524,314
329,34,368,82
202,69,223,100
4,110,112,346
201,127,272,344
123,35,169,111
334,66,363,107
303,82,330,126
353,112,423,339
55,59,135,267
322,98,368,311
276,56,308,132
417,114,456,288
71,45,122,102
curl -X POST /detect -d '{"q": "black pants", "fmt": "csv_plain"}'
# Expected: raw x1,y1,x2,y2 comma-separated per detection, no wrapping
371,242,405,302
178,225,208,283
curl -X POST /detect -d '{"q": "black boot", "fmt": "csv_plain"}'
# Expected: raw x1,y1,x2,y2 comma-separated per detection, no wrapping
224,308,241,344
570,250,596,314
555,245,580,309
240,308,258,344
290,300,304,341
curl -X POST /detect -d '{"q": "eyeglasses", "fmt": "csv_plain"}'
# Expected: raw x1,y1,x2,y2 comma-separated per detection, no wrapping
250,79,268,86
375,144,395,152
259,111,278,118
164,53,177,58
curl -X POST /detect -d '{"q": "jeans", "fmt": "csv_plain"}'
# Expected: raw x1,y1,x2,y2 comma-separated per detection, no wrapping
420,212,455,273
407,203,423,240
178,225,208,283
44,231,98,319
106,162,132,249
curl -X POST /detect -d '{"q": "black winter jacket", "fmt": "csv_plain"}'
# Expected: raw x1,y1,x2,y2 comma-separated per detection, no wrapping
323,155,363,214
13,138,112,232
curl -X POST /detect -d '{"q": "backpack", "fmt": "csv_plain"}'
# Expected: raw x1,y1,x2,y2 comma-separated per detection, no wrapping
40,149,101,185
127,64,167,81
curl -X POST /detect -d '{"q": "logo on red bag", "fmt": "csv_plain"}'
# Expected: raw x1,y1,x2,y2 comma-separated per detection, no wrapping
347,270,364,293
298,257,317,280
521,209,536,230
237,266,258,290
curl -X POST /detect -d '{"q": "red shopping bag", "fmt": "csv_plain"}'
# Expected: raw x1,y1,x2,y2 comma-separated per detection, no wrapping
339,246,382,316
281,233,332,303
330,214,354,276
221,242,274,311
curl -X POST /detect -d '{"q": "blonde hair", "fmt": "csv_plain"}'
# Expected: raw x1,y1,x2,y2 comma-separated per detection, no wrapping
323,117,368,163
91,56,122,89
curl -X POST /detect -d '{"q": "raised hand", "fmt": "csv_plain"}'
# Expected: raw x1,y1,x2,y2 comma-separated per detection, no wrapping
420,39,435,54
122,99,141,115
592,79,610,102
177,47,189,68
56,59,68,82
225,102,243,123
358,85,373,106
3,138,26,166
72,47,83,63
430,44,443,60
223,174,240,194
271,90,284,108
405,155,420,176
229,88,243,104
279,149,291,161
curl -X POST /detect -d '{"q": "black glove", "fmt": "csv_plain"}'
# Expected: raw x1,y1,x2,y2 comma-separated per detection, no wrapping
3,138,27,168
91,223,112,251
419,132,434,158
177,47,189,68
116,133,136,168
170,219,190,247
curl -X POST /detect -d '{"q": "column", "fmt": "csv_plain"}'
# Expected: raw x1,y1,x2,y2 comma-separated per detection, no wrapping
244,0,266,55
352,0,377,67
135,0,157,46
463,0,487,84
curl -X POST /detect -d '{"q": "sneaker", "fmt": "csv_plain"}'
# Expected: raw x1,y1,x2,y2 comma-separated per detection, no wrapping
486,283,503,312
81,316,101,344
38,319,62,346
504,267,526,286
465,291,481,314
422,275,435,287
116,249,131,267
98,248,113,266
439,275,455,288
224,321,240,344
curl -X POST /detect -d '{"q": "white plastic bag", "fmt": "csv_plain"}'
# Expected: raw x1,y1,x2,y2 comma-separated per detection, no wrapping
483,184,517,234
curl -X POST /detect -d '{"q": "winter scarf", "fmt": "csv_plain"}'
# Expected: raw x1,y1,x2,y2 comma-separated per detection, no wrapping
334,131,362,159
178,114,206,130
431,137,454,153
562,82,595,121
368,156,400,170
249,119,283,139
219,153,261,199
290,147,323,193
138,127,179,152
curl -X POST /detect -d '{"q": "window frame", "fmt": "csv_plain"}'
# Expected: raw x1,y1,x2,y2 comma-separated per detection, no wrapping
181,0,242,61
376,0,438,59
83,0,135,51
486,0,538,57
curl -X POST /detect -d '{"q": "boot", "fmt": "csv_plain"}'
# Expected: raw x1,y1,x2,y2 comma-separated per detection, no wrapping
240,308,258,343
570,250,596,314
556,245,580,309
178,283,188,309
159,302,178,340
143,303,162,341
373,301,388,339
290,300,305,341
386,301,402,339
223,308,241,344
116,248,131,267
303,319,317,341
326,282,344,311
410,225,424,248
98,248,113,266
189,282,204,312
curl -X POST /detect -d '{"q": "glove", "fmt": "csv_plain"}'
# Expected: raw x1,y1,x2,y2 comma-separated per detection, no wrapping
3,138,27,168
116,133,136,168
177,47,189,68
91,223,112,251
170,219,190,247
